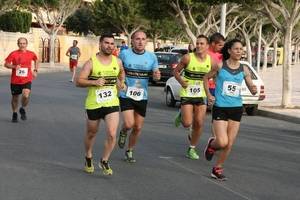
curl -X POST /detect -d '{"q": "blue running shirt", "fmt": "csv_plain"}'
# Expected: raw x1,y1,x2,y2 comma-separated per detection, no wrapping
215,64,245,107
119,49,158,100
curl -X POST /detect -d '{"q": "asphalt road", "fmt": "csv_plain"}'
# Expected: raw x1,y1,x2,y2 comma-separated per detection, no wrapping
0,72,299,200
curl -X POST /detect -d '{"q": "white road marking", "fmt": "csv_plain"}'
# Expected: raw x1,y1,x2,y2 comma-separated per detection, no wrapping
159,156,252,200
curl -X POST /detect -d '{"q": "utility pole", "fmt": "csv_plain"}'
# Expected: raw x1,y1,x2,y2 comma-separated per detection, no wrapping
256,22,262,73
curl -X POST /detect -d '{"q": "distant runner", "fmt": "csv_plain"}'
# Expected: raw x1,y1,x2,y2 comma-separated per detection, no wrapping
66,40,81,82
4,37,38,123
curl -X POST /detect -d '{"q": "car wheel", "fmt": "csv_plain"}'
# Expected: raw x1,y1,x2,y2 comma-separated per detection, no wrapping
166,87,176,107
245,105,258,116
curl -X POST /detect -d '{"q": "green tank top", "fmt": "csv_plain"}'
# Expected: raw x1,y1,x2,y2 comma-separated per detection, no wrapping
180,53,211,98
85,55,120,109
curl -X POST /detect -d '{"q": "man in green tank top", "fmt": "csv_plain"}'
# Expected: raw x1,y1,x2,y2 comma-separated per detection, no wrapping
76,34,125,175
173,35,213,160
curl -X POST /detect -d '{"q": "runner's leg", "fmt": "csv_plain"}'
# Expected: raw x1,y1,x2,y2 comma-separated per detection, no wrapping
102,112,119,161
118,109,134,149
69,61,74,82
182,104,199,159
210,120,229,150
190,105,206,146
21,88,30,108
121,110,135,131
215,120,240,167
71,66,76,82
85,119,100,158
11,95,19,113
128,112,144,150
181,104,193,128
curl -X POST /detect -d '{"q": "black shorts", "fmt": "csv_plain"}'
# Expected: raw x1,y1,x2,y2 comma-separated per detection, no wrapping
181,97,207,106
86,106,119,120
119,97,148,117
212,106,243,122
11,82,32,95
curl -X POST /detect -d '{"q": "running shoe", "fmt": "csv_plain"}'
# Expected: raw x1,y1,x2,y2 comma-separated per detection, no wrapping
19,107,27,120
99,159,113,175
204,137,215,161
186,147,199,160
84,157,94,173
12,112,18,123
118,131,127,149
211,166,227,181
174,111,181,127
125,150,136,163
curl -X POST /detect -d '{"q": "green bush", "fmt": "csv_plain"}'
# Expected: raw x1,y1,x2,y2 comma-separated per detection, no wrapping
0,10,32,33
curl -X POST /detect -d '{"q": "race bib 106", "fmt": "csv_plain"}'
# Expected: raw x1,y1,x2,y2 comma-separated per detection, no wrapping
222,81,241,97
95,88,114,103
16,68,28,77
126,87,144,101
187,85,201,97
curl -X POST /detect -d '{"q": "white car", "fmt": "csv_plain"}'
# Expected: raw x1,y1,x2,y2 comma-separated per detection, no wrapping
164,61,265,116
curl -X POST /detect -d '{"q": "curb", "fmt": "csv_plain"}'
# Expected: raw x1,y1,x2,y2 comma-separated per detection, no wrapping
257,109,300,124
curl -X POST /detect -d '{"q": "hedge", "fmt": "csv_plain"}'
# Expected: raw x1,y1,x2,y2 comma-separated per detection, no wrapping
0,10,32,33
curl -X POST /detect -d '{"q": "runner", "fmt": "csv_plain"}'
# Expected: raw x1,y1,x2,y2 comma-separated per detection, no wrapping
173,35,212,160
208,32,225,96
4,37,38,123
203,39,257,180
117,30,161,163
154,42,163,52
76,34,125,175
208,33,225,137
66,40,81,82
120,40,128,52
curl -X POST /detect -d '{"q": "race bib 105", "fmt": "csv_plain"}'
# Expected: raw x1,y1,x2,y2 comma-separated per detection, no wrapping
187,85,201,97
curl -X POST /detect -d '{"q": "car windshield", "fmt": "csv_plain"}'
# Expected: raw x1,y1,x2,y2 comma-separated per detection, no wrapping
155,53,180,64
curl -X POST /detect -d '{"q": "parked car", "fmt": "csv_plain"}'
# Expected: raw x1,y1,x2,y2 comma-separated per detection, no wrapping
164,61,265,116
151,52,181,84
162,46,175,52
170,48,189,55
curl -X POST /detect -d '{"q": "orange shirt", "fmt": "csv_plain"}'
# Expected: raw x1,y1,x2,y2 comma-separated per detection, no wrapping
208,49,223,89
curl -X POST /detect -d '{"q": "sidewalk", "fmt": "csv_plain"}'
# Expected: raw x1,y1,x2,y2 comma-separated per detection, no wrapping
257,64,300,124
